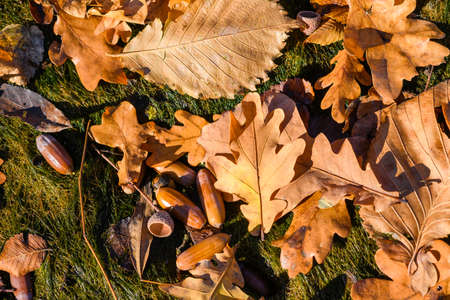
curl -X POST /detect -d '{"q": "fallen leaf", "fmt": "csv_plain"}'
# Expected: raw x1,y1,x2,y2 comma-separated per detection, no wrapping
88,0,148,24
0,24,44,86
344,0,449,102
304,19,344,45
358,80,450,295
275,133,399,221
106,217,134,271
207,93,305,235
120,0,297,98
0,159,5,185
143,136,183,168
272,191,351,277
315,49,371,123
49,11,127,91
29,0,54,24
93,18,132,45
324,6,348,24
57,0,88,17
147,0,192,25
90,101,156,190
311,0,348,5
128,181,154,278
159,246,250,300
155,110,209,166
351,240,450,299
0,233,47,277
0,84,71,132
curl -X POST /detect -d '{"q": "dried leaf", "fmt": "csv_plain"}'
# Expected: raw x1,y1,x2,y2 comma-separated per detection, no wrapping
50,11,127,91
143,136,182,168
29,0,54,24
88,0,148,24
147,0,192,25
305,19,344,45
324,6,348,24
0,158,5,185
311,0,348,5
207,93,305,235
351,240,450,299
344,0,449,102
0,84,71,132
0,24,44,86
128,182,154,278
106,217,134,271
0,233,47,277
272,192,351,277
159,246,250,300
357,80,450,295
90,101,156,189
120,0,297,98
156,110,209,166
315,50,371,123
57,0,88,17
276,133,399,220
93,18,132,45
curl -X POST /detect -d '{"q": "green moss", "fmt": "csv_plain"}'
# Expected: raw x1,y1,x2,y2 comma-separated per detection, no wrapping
0,0,449,299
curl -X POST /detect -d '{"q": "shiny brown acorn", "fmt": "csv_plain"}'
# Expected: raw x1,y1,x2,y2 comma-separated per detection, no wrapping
196,169,225,228
153,161,196,186
155,187,206,229
36,134,73,175
176,233,230,271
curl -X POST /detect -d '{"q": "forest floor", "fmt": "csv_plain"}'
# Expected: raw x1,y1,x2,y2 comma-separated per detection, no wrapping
0,0,448,299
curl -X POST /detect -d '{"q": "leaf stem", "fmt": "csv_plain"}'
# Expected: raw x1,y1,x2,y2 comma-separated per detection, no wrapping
79,121,118,300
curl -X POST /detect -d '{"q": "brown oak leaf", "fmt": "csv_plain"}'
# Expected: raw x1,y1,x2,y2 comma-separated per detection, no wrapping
315,49,371,123
344,0,449,102
90,101,155,191
155,110,209,167
49,10,127,91
272,191,351,277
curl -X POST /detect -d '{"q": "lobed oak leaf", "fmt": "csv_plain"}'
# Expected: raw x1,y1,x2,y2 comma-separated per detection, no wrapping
93,18,132,45
324,6,348,24
351,240,450,299
159,246,250,300
0,24,44,86
90,101,156,191
57,0,88,18
0,233,48,277
29,0,54,24
119,0,298,99
147,0,192,25
207,93,305,236
272,191,351,277
344,0,449,102
304,19,344,46
357,80,450,295
49,11,127,91
155,110,209,167
315,49,371,123
88,0,148,24
142,136,182,168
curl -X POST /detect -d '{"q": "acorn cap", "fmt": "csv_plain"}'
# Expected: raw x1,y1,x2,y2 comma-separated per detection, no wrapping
296,11,321,36
147,210,174,238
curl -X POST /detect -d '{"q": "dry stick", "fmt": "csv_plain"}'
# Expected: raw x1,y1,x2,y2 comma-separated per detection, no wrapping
89,138,159,212
79,121,118,300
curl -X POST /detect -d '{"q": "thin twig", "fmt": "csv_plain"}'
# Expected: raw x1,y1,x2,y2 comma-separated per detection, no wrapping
89,136,159,212
140,279,166,285
79,121,118,300
425,65,434,91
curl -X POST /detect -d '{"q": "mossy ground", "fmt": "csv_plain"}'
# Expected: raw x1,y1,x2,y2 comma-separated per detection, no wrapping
0,0,448,299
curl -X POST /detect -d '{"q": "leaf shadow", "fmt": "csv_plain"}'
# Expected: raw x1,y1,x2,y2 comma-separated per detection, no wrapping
311,274,347,300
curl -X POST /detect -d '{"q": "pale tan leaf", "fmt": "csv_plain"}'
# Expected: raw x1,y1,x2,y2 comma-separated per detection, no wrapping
0,24,44,86
305,19,344,45
358,80,450,295
120,0,297,99
58,0,87,18
344,0,449,102
88,0,148,24
0,233,47,277
207,93,305,235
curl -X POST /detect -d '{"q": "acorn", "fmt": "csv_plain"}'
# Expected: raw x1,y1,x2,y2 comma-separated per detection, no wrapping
155,187,206,229
153,161,196,186
196,169,225,228
176,233,230,271
36,134,73,175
